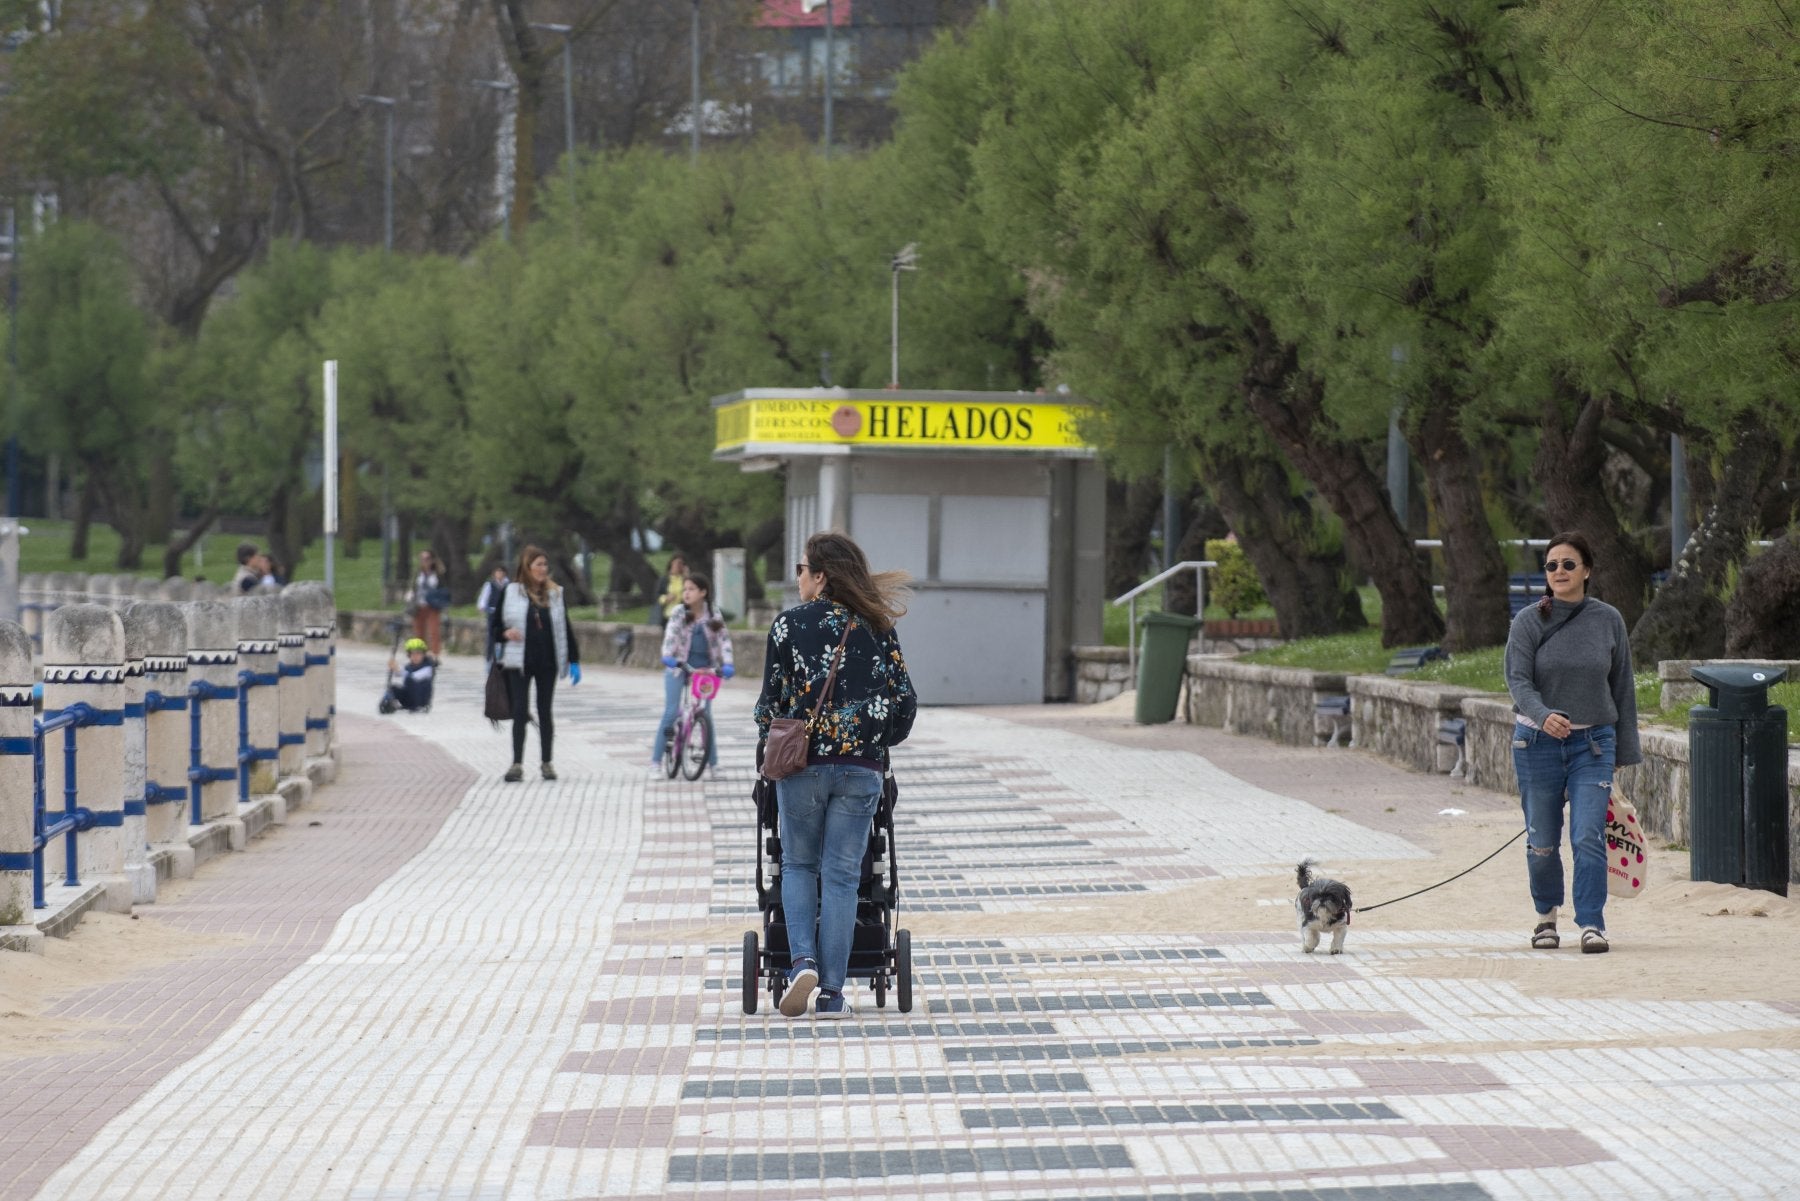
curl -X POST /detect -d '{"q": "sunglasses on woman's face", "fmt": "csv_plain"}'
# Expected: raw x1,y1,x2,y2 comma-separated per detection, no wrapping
1544,558,1582,573
794,562,810,579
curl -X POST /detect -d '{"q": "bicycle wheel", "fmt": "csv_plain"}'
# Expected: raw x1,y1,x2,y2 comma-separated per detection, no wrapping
680,709,711,780
663,718,682,778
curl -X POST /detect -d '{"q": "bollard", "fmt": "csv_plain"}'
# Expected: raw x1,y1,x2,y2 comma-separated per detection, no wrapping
42,604,132,913
158,577,193,604
277,592,308,777
45,571,78,617
236,596,283,799
20,574,45,650
118,605,159,904
291,584,336,759
1,622,34,930
183,600,243,829
131,602,193,873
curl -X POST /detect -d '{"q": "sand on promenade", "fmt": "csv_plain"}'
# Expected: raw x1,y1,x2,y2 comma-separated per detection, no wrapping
953,692,1800,1016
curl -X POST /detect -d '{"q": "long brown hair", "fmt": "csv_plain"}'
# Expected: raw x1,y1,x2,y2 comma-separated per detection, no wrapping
805,531,910,634
514,544,554,605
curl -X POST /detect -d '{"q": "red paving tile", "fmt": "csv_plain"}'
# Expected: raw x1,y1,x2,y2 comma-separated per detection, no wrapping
0,718,472,1201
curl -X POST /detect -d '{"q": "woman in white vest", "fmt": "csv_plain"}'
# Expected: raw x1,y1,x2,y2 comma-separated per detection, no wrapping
489,545,582,781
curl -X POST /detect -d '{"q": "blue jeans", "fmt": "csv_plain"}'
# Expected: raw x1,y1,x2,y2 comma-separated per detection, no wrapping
652,669,716,765
1513,722,1615,931
778,764,882,993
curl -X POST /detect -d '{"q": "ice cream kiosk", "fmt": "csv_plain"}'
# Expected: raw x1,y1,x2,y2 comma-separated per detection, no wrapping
712,388,1105,704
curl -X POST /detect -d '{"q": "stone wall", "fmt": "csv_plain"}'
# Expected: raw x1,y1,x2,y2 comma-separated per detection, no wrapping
1185,658,1348,747
1348,675,1488,775
1072,646,1132,704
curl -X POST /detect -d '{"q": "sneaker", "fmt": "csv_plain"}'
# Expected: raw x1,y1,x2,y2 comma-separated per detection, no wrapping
1580,926,1609,954
778,958,819,1018
541,762,557,781
814,989,854,1020
504,763,523,783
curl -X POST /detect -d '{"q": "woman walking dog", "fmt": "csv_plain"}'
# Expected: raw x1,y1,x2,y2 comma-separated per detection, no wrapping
755,532,917,1019
1504,530,1640,954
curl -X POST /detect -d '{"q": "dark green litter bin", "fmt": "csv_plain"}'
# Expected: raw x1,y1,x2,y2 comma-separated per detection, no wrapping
1134,611,1202,725
1688,664,1790,896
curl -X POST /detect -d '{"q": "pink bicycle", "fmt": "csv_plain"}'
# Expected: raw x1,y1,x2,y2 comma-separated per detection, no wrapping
663,668,723,781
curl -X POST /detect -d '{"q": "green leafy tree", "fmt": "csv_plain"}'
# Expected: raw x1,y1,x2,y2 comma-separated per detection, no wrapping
12,220,157,566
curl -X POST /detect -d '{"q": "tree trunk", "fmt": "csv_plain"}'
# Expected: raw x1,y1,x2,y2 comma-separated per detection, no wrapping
70,470,97,561
265,483,297,582
1105,478,1161,599
1163,487,1228,615
340,448,361,558
1724,531,1800,657
1534,377,1652,628
163,506,220,580
145,448,176,549
1235,312,1442,647
1409,384,1510,652
1631,416,1779,663
429,513,474,604
1195,432,1365,640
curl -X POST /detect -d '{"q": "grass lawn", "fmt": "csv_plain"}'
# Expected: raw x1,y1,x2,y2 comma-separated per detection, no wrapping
12,519,776,627
1240,625,1799,741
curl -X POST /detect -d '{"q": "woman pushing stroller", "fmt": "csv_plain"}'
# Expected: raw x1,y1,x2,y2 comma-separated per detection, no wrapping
754,531,917,1019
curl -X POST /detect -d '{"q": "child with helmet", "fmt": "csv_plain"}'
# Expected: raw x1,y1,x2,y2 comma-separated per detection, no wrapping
381,637,438,714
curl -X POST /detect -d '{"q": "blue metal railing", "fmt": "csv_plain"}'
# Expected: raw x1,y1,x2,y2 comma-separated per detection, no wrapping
26,703,102,909
187,680,238,826
141,688,191,811
236,668,281,802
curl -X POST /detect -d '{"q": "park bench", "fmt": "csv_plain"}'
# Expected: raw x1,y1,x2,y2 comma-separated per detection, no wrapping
1386,645,1447,676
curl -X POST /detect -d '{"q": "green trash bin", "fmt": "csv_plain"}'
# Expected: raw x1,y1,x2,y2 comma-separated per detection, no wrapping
1688,664,1790,896
1134,611,1202,725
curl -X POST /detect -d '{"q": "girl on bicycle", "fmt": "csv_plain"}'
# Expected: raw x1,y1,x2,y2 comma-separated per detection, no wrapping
652,572,735,772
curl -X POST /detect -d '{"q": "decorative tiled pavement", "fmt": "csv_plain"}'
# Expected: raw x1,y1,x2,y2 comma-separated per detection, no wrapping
15,646,1800,1200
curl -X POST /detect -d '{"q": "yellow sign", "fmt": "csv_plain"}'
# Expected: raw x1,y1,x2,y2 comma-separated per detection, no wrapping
715,397,1094,453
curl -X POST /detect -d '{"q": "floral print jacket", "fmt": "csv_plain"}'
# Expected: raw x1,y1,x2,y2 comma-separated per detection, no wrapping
753,599,917,766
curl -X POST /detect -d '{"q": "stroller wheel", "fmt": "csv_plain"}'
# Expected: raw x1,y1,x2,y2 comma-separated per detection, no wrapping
741,930,759,1014
874,971,887,1009
896,928,913,1014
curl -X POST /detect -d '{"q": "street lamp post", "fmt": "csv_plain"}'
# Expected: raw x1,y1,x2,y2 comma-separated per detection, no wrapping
530,23,577,220
802,0,834,155
357,95,396,252
690,0,701,164
889,243,917,389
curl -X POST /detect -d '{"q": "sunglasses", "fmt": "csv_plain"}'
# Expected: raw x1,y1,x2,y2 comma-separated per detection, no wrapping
794,562,810,578
1544,558,1582,573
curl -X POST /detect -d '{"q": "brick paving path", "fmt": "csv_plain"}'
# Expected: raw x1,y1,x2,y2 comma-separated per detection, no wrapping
10,645,1800,1200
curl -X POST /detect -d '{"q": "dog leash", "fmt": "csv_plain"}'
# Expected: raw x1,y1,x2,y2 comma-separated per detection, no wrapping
1357,828,1526,913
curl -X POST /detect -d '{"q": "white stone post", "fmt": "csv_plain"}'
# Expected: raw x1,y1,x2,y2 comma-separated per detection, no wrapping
133,602,192,871
118,604,158,904
42,604,131,913
183,601,242,828
1,622,35,933
19,574,44,651
277,592,308,777
292,584,335,759
236,596,282,798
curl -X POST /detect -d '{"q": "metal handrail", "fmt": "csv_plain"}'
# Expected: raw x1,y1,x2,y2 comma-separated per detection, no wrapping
1112,560,1217,676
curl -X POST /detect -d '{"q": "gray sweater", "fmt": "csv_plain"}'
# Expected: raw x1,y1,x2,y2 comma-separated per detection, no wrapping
1504,596,1641,767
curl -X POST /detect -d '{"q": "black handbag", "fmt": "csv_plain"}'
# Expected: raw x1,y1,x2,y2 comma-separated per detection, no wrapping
424,585,453,610
484,663,512,726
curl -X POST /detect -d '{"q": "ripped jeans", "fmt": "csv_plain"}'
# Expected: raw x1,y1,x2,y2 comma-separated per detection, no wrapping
1512,722,1615,931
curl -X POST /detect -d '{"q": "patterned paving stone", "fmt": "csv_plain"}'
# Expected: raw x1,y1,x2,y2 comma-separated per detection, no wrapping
13,644,1800,1201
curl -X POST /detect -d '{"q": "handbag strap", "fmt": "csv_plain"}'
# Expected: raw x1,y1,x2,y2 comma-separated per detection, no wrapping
806,619,855,730
1537,599,1590,653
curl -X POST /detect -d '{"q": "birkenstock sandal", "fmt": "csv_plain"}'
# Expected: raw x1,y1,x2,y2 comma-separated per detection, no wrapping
1531,921,1559,949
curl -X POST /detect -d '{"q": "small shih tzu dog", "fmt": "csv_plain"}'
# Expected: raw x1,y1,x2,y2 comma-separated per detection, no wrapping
1295,858,1353,954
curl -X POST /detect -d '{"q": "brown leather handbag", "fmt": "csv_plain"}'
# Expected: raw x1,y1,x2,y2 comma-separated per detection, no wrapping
762,622,852,781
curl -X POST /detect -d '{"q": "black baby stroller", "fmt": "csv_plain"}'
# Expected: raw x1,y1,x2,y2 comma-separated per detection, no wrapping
742,758,914,1013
